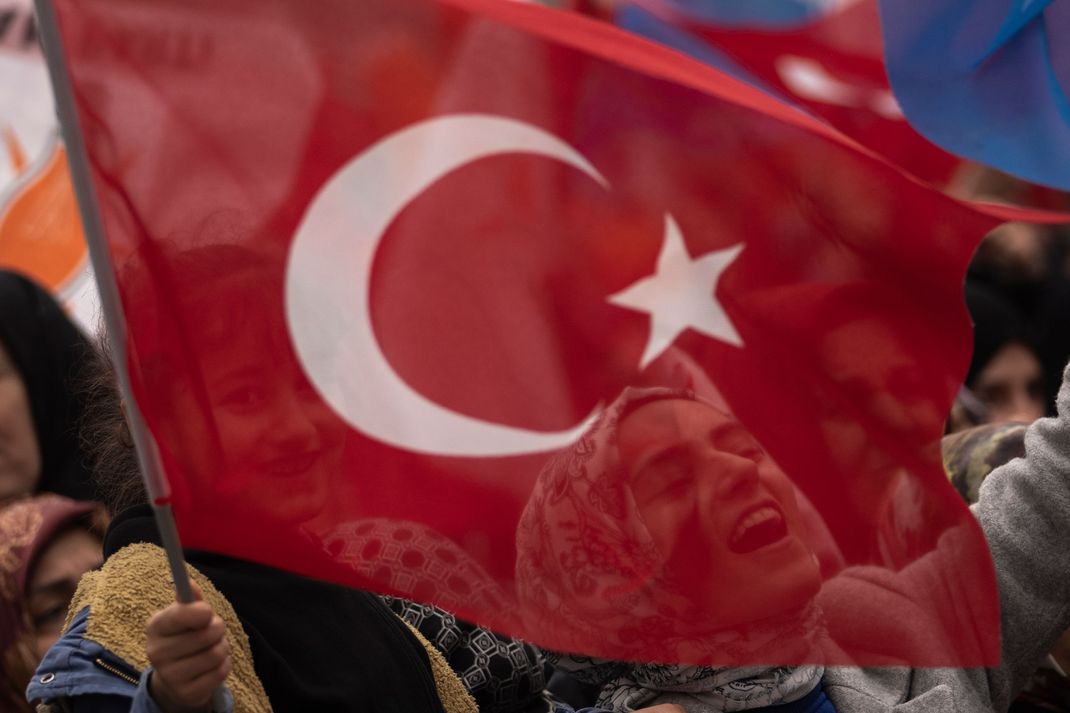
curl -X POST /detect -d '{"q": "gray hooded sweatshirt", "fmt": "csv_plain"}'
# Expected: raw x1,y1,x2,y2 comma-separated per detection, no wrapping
813,360,1070,712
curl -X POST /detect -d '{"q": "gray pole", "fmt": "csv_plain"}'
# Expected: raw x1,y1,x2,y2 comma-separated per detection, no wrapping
32,0,196,602
32,4,229,708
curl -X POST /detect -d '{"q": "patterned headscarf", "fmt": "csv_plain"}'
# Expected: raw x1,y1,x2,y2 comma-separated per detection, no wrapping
515,388,823,712
321,519,549,713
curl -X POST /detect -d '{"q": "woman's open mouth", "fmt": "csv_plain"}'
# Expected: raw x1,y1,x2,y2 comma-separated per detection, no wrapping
728,502,788,554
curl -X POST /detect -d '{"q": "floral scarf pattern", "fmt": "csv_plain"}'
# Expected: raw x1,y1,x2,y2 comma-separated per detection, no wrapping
515,388,824,711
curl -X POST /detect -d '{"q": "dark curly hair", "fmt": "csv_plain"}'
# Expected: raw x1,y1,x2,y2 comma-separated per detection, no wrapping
77,331,147,516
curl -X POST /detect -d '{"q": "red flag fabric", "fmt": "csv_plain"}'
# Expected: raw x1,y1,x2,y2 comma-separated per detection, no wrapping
50,0,1010,667
625,0,965,186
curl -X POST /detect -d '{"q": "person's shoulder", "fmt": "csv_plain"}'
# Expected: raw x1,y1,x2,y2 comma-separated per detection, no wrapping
47,544,271,713
69,543,175,674
28,606,142,704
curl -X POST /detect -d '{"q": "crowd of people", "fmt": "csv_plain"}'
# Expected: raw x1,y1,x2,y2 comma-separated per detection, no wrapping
1,152,1070,713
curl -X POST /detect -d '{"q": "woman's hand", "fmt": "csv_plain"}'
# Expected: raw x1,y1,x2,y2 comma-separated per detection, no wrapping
145,581,231,713
634,706,686,713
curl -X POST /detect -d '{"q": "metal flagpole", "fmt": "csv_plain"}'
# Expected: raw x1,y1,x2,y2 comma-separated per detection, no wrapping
33,2,227,708
32,0,196,603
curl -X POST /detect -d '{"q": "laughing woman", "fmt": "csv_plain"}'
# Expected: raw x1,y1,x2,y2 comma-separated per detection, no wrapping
517,388,828,713
518,363,1070,713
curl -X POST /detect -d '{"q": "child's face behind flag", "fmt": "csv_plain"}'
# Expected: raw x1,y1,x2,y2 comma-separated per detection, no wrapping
137,247,345,524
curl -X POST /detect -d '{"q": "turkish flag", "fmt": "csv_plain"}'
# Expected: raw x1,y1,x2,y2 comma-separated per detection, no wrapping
49,0,1011,666
616,0,964,186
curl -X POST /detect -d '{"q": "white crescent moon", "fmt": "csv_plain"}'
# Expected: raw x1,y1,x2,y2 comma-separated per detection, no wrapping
285,114,607,457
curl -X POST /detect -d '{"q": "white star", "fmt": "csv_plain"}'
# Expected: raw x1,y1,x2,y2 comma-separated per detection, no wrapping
608,213,744,368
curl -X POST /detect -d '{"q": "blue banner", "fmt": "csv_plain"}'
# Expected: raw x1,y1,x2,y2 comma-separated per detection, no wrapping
880,0,1070,189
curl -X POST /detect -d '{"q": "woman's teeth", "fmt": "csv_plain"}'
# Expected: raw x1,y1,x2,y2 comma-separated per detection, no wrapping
729,505,788,553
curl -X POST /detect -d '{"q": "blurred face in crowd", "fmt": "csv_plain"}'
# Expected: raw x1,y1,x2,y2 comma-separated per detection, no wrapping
158,268,345,523
971,342,1044,425
200,326,343,520
0,341,39,502
25,527,102,659
815,317,947,559
618,398,820,627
